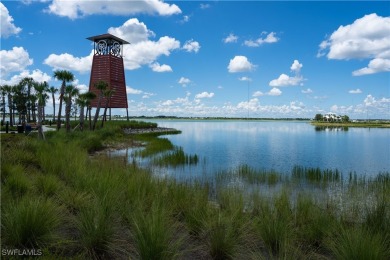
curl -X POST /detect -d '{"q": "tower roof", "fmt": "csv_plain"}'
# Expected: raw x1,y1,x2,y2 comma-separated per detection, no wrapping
87,33,130,44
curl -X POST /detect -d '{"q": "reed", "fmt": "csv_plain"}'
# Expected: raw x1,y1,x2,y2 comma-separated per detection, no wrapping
128,201,183,260
2,197,62,248
326,226,390,259
153,147,199,167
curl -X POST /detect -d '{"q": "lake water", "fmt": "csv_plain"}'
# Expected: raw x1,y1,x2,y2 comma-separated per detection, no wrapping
115,120,390,180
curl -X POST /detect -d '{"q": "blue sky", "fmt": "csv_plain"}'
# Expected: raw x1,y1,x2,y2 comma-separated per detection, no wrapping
1,0,390,119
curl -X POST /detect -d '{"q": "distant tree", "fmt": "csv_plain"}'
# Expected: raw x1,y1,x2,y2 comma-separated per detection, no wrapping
48,86,58,122
101,89,115,127
0,85,7,124
342,115,350,122
19,77,34,122
64,85,79,132
92,81,108,130
54,70,74,131
314,113,323,121
34,81,49,139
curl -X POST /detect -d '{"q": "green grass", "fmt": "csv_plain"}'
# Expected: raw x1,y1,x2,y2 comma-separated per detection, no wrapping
1,121,389,259
1,197,62,248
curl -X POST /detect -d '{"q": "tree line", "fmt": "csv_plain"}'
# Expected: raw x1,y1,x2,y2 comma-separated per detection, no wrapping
1,70,114,139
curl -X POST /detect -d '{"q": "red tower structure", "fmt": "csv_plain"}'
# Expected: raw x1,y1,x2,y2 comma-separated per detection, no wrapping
87,33,129,119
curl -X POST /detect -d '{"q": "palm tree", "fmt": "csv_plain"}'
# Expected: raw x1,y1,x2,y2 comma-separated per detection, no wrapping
53,70,74,131
19,77,34,122
3,85,14,126
13,82,29,128
0,85,8,124
92,81,107,130
48,86,58,123
82,91,96,130
34,81,49,139
64,85,79,132
76,92,91,131
101,89,115,127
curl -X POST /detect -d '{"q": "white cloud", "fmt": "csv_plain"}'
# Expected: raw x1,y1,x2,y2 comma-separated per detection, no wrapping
269,60,305,87
268,87,282,96
200,3,211,9
149,62,172,72
46,0,181,19
244,32,279,47
349,88,362,94
0,3,22,38
228,56,255,73
0,47,33,78
302,88,313,94
126,86,143,95
290,60,303,74
253,91,264,97
223,33,238,43
1,69,51,86
195,92,214,99
178,77,191,87
181,15,190,23
352,58,390,76
238,76,252,82
107,19,181,70
269,74,304,87
76,84,88,94
318,13,390,76
44,50,93,73
123,36,180,70
183,39,201,53
108,18,154,43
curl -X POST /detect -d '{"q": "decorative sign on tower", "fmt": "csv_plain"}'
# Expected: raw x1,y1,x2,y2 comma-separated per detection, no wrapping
87,33,129,117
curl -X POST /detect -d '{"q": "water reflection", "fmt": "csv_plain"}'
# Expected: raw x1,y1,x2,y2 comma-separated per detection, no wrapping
315,126,349,131
114,120,389,179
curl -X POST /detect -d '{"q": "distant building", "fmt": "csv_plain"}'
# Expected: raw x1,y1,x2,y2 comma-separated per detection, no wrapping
323,112,342,122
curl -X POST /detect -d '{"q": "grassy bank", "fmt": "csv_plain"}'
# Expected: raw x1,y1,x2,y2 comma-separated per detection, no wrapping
311,121,390,128
1,122,389,259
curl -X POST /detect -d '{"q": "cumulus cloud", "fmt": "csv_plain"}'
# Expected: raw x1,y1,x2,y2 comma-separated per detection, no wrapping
301,88,313,94
1,3,22,38
244,32,279,47
318,13,390,76
290,60,303,74
0,47,33,78
1,69,51,86
253,91,264,97
183,39,201,53
269,74,304,87
228,56,255,73
352,58,390,76
269,60,305,87
46,0,181,19
126,86,143,95
223,33,238,43
349,88,362,94
195,92,214,99
108,18,154,43
149,62,172,72
44,50,93,73
268,87,282,96
178,77,191,87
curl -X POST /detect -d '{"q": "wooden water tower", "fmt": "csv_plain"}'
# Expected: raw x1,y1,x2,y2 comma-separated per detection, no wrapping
87,33,129,119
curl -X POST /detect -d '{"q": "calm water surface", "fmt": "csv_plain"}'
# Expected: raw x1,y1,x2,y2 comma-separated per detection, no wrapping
118,120,390,179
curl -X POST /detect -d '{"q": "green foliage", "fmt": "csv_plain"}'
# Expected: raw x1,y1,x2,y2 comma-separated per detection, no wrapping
2,198,62,248
3,164,30,197
129,202,182,260
327,226,390,259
